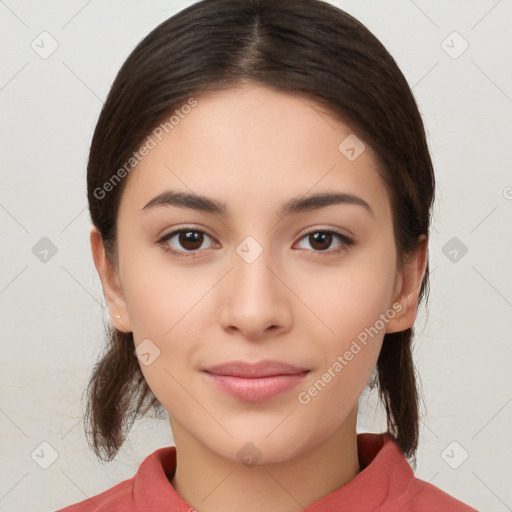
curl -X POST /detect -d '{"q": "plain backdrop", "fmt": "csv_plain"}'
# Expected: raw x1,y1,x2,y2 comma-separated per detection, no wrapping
1,1,511,511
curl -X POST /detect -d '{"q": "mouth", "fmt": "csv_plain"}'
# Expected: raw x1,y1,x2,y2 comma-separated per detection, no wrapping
201,360,310,402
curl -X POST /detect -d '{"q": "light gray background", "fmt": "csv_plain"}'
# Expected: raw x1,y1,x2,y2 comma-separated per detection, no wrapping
1,1,511,511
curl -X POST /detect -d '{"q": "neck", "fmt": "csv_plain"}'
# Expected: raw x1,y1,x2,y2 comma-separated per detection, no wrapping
170,408,360,512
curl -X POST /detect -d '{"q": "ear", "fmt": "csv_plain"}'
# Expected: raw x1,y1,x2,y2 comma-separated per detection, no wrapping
385,235,428,334
90,225,132,332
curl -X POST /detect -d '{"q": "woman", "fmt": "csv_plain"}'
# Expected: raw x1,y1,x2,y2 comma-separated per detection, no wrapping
58,0,477,510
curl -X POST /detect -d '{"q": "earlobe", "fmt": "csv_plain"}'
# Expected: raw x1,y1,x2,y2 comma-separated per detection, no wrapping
385,235,428,334
89,225,132,332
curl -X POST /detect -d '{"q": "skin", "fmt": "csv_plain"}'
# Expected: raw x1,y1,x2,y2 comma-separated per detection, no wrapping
91,82,427,512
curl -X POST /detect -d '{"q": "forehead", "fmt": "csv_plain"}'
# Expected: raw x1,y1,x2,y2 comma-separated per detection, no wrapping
119,83,391,220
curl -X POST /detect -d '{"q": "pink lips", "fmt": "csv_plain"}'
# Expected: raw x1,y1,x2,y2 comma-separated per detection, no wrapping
201,360,310,402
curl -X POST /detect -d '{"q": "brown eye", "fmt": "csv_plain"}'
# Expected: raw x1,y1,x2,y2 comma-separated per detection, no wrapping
158,228,217,256
296,229,354,254
308,231,333,251
177,230,204,251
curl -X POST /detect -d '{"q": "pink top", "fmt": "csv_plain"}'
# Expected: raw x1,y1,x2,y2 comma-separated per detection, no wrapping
57,432,477,511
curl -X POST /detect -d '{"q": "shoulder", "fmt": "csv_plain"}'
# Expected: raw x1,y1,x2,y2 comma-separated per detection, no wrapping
55,446,177,511
390,476,478,511
55,477,134,512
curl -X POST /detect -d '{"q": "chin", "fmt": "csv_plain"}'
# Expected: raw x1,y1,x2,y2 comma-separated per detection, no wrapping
212,427,319,467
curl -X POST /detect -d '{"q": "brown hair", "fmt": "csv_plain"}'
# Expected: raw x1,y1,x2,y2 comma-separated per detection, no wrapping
84,0,434,466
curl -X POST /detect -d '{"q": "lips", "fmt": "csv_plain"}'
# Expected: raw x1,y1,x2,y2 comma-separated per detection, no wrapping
202,360,310,378
201,360,310,402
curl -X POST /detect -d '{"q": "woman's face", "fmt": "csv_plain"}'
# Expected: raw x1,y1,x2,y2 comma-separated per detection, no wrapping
96,83,420,464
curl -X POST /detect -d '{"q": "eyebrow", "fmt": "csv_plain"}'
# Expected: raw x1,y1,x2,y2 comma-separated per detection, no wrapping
142,190,374,218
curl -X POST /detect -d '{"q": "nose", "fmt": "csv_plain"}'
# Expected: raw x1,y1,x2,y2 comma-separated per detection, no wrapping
218,244,293,341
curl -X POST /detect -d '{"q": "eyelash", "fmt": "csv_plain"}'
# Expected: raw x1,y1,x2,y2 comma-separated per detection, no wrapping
157,226,355,259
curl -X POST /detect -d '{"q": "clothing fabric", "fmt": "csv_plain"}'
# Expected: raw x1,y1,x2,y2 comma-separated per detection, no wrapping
56,432,477,511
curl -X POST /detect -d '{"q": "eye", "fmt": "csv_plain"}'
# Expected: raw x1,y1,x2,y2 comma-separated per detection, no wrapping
157,227,218,257
295,229,354,255
157,226,354,258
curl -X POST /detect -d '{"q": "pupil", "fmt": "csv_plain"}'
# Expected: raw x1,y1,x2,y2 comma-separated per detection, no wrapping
180,230,202,250
311,232,331,251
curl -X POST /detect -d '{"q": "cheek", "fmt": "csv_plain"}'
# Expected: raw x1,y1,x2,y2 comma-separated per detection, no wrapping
120,253,207,385
295,240,397,347
120,247,202,338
